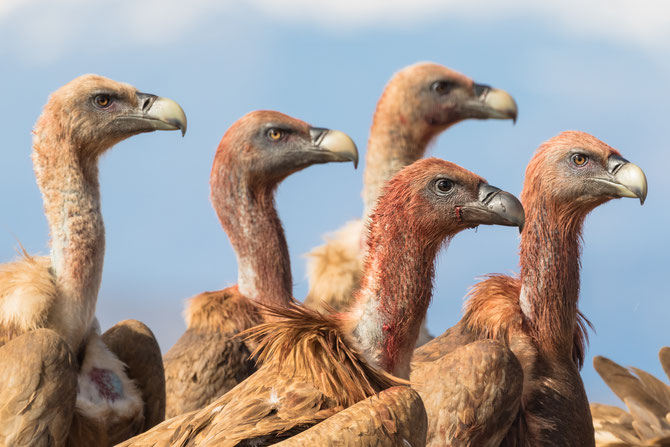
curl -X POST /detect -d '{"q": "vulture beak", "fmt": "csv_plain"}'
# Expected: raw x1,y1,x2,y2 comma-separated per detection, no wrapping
309,127,359,168
593,155,648,205
119,92,188,136
459,184,526,231
464,84,518,123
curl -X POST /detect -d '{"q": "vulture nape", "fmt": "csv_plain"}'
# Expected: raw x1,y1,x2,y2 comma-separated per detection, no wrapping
118,157,524,446
163,110,359,417
304,61,518,347
0,75,186,446
410,131,648,446
591,348,670,446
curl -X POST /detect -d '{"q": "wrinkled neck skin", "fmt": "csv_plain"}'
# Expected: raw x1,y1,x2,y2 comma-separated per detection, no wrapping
32,132,105,350
519,195,585,361
214,172,293,309
362,111,441,219
345,222,444,379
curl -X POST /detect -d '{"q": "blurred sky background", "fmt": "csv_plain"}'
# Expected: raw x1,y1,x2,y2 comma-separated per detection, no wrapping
0,0,668,406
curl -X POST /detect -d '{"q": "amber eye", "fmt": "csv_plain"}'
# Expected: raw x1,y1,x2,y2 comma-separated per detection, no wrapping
94,95,111,108
431,81,455,94
436,179,454,193
267,128,284,141
571,153,588,167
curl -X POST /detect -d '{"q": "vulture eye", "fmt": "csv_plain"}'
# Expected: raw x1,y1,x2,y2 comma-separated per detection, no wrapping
571,154,589,167
267,128,284,141
435,179,454,194
94,94,112,108
431,81,456,94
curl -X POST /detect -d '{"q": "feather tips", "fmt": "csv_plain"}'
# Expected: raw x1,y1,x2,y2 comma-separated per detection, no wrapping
0,253,57,346
243,302,405,407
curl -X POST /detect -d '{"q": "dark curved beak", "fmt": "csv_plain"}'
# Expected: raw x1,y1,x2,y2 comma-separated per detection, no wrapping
309,127,359,168
592,155,648,205
119,92,188,136
459,183,525,231
463,84,518,123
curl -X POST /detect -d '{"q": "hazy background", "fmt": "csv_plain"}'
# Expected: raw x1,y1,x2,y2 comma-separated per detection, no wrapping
1,0,668,406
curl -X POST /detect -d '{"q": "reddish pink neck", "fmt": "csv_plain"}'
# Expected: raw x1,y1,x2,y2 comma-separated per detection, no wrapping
347,222,444,378
519,195,585,359
212,173,292,307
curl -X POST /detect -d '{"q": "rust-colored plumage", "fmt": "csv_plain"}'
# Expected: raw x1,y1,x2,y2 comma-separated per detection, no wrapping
164,111,358,417
0,75,186,445
591,348,670,446
411,131,648,446
121,157,523,446
304,62,518,348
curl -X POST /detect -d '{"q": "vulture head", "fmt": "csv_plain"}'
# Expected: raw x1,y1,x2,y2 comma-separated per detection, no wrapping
373,157,525,243
34,74,187,161
378,62,518,146
210,110,358,191
522,131,648,221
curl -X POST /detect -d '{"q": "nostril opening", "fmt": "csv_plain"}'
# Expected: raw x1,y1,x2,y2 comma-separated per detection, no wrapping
142,98,152,112
482,191,497,204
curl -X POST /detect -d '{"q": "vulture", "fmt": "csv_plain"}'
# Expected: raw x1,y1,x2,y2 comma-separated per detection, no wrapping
304,62,518,346
591,348,670,446
163,110,359,417
0,75,187,446
411,131,648,446
118,157,524,446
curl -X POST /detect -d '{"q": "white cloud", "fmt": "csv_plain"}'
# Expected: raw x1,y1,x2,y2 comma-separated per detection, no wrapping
1,0,669,64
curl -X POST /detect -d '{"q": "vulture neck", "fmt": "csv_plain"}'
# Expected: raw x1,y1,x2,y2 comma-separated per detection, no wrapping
519,195,585,360
32,130,105,350
215,173,293,308
346,220,443,379
362,109,435,219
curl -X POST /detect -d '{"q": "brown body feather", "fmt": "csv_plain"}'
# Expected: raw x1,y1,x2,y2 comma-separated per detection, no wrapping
591,348,670,446
119,304,405,447
164,287,261,417
275,386,428,447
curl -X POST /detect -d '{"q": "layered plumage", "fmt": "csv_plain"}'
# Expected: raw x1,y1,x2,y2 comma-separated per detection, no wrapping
0,75,186,445
591,348,670,446
163,111,359,417
120,157,524,446
275,386,428,446
304,62,518,346
411,131,648,446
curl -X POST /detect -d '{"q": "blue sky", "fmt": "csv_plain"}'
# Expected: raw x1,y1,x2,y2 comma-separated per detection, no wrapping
1,0,668,407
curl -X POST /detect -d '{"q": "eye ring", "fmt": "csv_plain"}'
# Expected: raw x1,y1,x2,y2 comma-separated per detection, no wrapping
267,128,284,141
435,178,454,194
431,81,455,94
94,94,111,108
571,153,589,167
